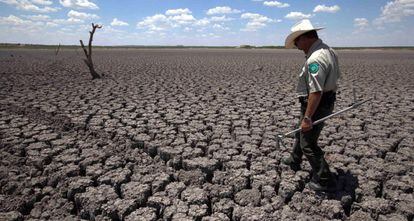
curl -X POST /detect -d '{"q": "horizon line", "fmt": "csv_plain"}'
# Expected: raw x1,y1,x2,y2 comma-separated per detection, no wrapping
1,43,413,49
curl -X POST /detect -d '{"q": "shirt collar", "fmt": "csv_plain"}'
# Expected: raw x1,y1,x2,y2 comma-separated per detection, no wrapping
306,39,322,58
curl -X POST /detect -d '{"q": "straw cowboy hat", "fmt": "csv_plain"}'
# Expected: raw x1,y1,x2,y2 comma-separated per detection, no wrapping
285,19,324,49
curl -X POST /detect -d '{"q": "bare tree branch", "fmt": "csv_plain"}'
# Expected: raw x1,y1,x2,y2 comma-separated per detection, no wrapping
80,40,88,57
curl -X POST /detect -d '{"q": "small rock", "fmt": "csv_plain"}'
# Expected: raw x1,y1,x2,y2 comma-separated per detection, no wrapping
98,167,131,187
234,188,261,206
188,204,208,218
349,210,375,221
147,194,172,215
181,187,208,205
101,199,137,220
74,185,118,219
378,213,408,221
0,211,23,221
121,182,151,205
233,206,268,221
124,207,157,221
66,177,94,200
165,182,186,198
201,213,231,221
212,198,234,217
163,199,189,220
177,169,206,186
182,157,220,175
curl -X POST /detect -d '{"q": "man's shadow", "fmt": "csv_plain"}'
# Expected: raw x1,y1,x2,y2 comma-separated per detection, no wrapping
315,168,359,216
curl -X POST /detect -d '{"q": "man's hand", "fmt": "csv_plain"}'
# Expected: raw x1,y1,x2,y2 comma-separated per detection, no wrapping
301,117,313,132
302,91,322,132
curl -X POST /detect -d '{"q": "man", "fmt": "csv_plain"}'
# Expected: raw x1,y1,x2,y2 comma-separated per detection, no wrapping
282,19,340,191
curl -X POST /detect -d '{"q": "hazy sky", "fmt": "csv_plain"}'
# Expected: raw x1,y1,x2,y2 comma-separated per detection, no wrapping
1,0,413,47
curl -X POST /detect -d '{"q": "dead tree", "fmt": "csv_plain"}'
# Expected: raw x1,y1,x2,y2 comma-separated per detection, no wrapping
80,23,102,79
55,43,61,56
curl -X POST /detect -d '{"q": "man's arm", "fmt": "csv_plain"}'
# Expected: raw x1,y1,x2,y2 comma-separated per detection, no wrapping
301,91,322,132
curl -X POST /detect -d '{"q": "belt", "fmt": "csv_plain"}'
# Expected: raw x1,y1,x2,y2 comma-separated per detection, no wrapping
299,91,336,106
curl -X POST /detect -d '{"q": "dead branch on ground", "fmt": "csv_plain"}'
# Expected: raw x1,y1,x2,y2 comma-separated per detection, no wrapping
80,23,102,79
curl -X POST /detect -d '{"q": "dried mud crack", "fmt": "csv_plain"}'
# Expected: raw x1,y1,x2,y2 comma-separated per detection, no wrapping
0,49,413,221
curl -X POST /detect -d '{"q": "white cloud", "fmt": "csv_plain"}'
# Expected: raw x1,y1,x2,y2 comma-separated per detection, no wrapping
0,14,56,37
241,13,276,31
194,18,210,26
285,12,313,20
136,7,198,30
136,7,240,34
243,21,266,31
59,0,98,10
138,8,226,31
208,33,220,38
68,10,99,20
31,0,52,5
209,16,234,22
166,8,196,25
24,14,50,21
22,13,80,28
0,0,59,13
45,22,58,27
20,16,58,27
170,13,196,24
48,17,82,25
0,15,33,25
263,1,289,8
111,18,129,26
101,25,125,34
354,18,369,29
313,5,340,13
206,6,241,15
374,0,414,25
213,23,229,30
166,8,191,15
137,14,171,31
241,13,272,22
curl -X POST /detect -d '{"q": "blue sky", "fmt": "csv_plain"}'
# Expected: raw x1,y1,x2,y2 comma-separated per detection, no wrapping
1,0,413,46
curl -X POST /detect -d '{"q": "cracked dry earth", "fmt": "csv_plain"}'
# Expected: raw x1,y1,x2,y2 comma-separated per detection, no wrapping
0,49,413,221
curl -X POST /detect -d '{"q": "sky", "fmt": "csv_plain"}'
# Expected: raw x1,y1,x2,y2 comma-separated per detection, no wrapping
0,0,413,47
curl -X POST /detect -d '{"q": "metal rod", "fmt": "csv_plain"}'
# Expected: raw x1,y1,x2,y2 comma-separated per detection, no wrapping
282,98,372,137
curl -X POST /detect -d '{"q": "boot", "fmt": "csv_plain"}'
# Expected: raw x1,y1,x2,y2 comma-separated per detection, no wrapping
308,177,337,192
282,155,301,172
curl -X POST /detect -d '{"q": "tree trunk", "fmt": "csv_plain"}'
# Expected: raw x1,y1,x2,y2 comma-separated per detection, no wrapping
55,43,61,56
80,23,102,79
83,58,100,79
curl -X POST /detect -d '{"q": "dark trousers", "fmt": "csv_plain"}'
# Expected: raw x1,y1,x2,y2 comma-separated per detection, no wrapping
291,93,335,184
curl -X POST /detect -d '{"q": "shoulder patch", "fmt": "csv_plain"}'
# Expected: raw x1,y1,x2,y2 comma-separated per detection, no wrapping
308,62,319,74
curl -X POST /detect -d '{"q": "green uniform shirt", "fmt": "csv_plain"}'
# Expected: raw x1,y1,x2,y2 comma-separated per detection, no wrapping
296,39,340,97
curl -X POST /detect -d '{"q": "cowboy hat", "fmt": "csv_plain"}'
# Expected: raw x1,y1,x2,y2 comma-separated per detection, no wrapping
285,19,324,49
